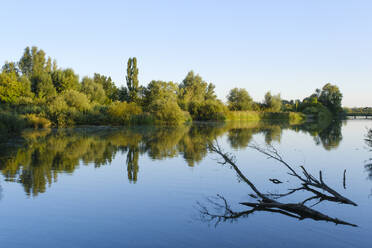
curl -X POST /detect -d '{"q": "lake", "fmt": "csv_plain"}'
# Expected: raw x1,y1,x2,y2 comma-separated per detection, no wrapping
0,120,371,247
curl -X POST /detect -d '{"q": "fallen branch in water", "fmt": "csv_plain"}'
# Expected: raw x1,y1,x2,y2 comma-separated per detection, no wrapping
247,142,357,206
200,140,358,227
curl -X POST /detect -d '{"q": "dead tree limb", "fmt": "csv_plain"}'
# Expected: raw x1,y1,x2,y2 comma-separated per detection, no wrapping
200,140,358,227
248,142,357,206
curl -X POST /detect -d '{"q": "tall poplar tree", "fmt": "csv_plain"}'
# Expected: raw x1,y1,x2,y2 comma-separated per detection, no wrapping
126,57,139,103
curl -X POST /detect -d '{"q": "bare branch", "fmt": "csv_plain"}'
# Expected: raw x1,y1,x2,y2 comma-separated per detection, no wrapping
199,140,358,227
249,142,357,206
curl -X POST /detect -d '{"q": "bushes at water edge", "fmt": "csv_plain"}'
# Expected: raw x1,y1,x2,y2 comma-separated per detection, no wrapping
226,111,306,124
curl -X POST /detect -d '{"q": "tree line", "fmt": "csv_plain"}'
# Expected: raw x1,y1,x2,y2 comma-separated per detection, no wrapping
0,47,344,136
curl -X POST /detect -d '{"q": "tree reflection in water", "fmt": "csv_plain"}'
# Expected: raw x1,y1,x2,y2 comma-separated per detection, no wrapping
198,141,357,227
364,128,372,182
0,120,343,197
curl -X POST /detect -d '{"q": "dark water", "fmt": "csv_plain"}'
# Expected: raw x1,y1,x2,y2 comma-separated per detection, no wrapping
0,120,371,247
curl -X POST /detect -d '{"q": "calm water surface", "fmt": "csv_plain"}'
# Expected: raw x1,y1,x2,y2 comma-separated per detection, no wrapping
0,120,371,247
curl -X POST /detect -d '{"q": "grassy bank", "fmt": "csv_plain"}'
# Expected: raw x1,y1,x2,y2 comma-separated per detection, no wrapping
0,109,305,136
226,111,306,124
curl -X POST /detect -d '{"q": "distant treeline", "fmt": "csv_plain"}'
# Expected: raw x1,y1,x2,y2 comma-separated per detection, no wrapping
0,47,344,138
344,107,372,114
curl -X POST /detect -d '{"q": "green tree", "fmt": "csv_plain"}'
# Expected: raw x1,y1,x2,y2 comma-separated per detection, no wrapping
205,83,217,101
126,57,139,103
227,88,253,111
63,89,91,111
264,91,282,112
81,77,107,104
31,72,56,98
318,83,343,114
142,81,186,124
51,68,79,92
118,86,129,102
144,80,179,106
18,47,33,77
93,73,119,101
0,71,33,104
2,61,19,75
18,46,56,98
178,71,216,109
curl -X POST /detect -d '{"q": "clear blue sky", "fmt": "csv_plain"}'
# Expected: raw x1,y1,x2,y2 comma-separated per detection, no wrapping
1,0,371,107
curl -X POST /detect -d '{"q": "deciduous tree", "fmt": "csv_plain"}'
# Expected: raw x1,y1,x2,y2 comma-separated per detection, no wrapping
318,83,343,114
264,91,282,112
227,88,253,111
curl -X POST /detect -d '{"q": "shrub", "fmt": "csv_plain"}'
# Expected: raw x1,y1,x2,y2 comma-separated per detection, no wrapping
46,91,91,127
107,101,143,125
74,105,108,125
288,112,306,124
0,111,26,141
25,114,51,129
130,112,155,125
17,104,45,115
189,100,227,121
47,96,72,126
63,89,91,111
226,111,261,121
148,99,187,124
226,111,305,124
